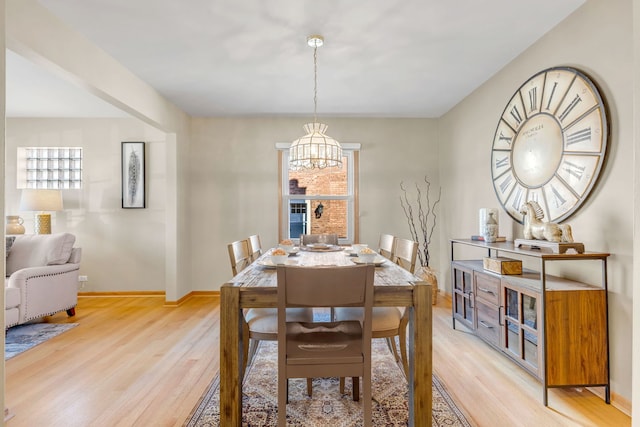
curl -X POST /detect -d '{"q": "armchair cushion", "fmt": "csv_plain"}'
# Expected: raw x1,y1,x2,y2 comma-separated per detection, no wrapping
6,233,76,276
6,236,16,259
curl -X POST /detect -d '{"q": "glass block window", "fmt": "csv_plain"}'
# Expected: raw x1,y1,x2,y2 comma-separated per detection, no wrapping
17,147,83,189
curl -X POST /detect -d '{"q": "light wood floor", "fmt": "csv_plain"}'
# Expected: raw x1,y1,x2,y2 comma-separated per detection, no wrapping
4,294,630,426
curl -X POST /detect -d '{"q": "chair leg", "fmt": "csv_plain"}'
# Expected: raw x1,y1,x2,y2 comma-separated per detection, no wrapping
398,311,410,377
386,337,401,362
306,378,313,396
242,321,250,375
363,372,372,427
247,339,260,367
398,331,409,377
352,377,359,402
278,376,287,426
339,377,360,400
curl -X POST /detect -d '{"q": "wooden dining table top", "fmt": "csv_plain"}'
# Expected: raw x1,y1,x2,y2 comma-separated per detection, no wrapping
228,247,421,289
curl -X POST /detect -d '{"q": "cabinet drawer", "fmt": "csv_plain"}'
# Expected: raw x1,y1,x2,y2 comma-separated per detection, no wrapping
476,301,500,346
475,272,500,305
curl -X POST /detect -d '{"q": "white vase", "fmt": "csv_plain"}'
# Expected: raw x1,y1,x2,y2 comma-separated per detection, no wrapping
6,215,25,235
479,208,498,236
484,212,498,243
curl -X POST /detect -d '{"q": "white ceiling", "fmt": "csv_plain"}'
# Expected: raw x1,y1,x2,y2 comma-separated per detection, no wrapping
6,50,130,118
7,0,586,118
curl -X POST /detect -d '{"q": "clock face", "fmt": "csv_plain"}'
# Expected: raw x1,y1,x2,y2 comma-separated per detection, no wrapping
491,67,609,224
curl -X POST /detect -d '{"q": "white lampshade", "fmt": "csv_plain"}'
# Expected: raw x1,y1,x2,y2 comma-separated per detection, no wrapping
19,189,64,234
19,189,64,212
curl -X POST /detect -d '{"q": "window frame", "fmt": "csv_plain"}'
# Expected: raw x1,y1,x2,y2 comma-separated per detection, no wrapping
277,142,360,245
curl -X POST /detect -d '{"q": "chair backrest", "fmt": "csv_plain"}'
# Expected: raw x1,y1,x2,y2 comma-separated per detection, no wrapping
300,233,339,246
247,234,262,262
227,239,251,276
277,264,374,310
393,238,418,274
378,234,396,260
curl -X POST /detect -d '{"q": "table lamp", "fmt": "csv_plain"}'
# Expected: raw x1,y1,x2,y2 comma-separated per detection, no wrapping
19,189,64,234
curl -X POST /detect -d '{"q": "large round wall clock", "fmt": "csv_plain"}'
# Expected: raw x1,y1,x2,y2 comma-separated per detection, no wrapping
491,66,609,224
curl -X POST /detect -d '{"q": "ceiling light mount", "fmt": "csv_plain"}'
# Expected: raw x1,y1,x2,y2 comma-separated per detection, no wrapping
289,35,342,170
307,35,324,48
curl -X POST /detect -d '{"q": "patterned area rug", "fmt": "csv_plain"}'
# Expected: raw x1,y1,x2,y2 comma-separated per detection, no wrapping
185,340,471,426
5,323,78,360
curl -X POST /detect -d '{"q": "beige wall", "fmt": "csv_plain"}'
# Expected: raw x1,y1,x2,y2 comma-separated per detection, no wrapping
439,0,633,405
5,118,168,292
189,117,439,290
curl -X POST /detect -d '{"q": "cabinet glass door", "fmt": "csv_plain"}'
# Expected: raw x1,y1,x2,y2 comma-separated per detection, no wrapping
522,294,538,370
504,288,521,358
452,266,474,328
501,283,540,375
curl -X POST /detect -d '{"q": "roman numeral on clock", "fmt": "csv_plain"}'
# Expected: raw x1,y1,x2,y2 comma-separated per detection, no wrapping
546,82,558,111
495,156,509,169
558,94,582,122
499,174,513,194
566,127,591,146
528,87,537,113
550,184,567,208
510,105,523,126
498,131,513,146
511,187,524,211
562,160,586,180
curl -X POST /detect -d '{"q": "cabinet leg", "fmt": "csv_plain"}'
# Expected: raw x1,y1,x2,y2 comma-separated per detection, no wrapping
606,385,610,404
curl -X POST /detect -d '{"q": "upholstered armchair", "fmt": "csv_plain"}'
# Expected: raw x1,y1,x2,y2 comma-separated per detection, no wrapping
5,233,82,328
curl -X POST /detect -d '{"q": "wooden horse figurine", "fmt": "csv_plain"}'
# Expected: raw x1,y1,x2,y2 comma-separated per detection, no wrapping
519,201,574,243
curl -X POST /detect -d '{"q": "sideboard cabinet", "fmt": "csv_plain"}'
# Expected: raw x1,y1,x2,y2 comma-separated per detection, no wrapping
450,239,610,405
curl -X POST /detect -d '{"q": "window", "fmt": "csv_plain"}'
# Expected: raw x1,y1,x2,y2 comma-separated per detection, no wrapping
17,147,83,189
278,143,360,244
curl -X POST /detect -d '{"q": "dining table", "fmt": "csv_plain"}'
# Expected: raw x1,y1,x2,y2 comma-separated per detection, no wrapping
219,246,433,426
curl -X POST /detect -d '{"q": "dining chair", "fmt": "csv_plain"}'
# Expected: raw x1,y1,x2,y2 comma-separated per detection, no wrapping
247,234,263,262
300,233,339,246
335,237,418,376
378,233,396,260
392,237,419,274
277,264,375,426
227,239,314,379
227,239,252,276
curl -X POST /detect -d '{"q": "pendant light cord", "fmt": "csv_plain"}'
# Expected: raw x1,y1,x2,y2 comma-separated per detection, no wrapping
313,45,318,124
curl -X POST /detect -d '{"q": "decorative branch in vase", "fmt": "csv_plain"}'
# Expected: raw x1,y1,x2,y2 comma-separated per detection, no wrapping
400,176,441,303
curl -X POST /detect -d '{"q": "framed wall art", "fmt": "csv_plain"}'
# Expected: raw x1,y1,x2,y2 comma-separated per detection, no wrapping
122,141,146,208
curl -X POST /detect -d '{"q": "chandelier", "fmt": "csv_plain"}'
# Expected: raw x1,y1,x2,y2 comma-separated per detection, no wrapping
289,35,342,170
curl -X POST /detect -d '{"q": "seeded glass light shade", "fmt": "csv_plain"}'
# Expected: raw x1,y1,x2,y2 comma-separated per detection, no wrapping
289,122,342,170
